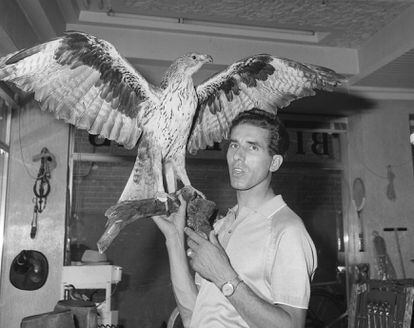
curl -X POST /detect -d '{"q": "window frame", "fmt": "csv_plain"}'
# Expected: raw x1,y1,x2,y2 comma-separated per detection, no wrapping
0,101,11,277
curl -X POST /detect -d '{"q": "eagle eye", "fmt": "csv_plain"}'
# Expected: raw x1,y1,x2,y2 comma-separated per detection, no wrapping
191,55,197,60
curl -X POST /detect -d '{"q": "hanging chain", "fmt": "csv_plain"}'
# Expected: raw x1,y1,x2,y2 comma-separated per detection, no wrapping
31,147,53,239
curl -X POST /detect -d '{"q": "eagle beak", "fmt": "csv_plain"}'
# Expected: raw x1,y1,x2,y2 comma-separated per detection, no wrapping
203,55,213,63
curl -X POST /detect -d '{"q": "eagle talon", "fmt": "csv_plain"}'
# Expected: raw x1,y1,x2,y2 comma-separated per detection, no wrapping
155,192,170,201
181,185,206,201
155,191,175,205
154,192,172,212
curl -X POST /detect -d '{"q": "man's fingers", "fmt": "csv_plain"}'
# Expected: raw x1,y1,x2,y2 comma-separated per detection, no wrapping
152,215,168,225
187,239,200,251
198,231,208,240
209,231,221,247
177,194,187,211
152,215,168,221
184,227,206,244
151,215,172,235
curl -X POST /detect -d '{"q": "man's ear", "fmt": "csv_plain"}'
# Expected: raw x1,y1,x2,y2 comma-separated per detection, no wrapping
270,154,283,172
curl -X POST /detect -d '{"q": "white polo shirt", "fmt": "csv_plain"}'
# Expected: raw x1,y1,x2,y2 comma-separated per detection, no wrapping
189,195,317,328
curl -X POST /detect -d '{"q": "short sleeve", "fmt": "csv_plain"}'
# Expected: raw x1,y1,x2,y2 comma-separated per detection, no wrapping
268,226,317,309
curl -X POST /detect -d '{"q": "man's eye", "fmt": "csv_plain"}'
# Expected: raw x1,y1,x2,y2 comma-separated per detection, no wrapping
229,143,238,149
249,145,259,151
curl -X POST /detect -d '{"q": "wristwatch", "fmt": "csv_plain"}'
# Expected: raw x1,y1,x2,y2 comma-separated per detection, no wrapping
221,276,243,297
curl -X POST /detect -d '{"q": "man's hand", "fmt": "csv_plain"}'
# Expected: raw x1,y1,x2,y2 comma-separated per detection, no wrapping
184,228,237,287
152,194,187,242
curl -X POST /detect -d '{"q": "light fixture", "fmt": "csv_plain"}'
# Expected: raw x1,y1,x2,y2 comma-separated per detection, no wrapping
78,10,328,43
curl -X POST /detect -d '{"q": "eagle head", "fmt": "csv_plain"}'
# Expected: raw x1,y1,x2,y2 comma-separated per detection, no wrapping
175,52,213,76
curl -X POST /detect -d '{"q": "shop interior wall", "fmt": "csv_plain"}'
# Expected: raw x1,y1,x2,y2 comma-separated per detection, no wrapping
0,104,69,327
345,98,414,280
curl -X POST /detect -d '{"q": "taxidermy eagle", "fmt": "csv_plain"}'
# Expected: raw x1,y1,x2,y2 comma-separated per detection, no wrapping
0,31,344,247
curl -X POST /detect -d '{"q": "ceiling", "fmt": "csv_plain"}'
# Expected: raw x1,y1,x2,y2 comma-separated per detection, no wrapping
0,0,413,115
76,0,414,90
84,0,410,48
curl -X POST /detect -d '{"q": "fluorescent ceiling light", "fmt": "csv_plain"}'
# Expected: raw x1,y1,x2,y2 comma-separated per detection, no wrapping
79,10,328,43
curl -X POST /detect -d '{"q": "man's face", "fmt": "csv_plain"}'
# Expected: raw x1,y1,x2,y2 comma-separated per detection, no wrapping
226,123,281,192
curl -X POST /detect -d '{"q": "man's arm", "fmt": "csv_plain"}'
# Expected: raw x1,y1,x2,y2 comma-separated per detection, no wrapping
226,281,306,328
164,231,198,327
185,228,307,328
152,197,197,327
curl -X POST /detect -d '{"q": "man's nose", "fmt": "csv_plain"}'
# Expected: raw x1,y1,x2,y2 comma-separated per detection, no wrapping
233,147,245,161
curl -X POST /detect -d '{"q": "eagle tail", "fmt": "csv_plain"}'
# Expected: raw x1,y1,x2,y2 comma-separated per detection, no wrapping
118,135,159,202
97,136,160,252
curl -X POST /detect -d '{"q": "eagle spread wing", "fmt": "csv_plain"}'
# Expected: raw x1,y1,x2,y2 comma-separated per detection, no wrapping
0,31,160,150
0,32,344,208
189,54,344,153
0,31,175,202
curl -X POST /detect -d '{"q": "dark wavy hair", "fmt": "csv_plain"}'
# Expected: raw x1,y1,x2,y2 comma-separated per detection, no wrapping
230,108,289,158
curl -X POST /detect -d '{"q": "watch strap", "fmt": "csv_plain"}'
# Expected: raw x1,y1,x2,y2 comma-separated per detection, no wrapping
230,276,243,290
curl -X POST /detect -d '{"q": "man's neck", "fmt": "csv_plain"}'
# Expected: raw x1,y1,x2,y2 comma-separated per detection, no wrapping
236,187,275,215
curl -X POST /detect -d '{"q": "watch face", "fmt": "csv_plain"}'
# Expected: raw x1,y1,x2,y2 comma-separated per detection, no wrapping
222,283,234,297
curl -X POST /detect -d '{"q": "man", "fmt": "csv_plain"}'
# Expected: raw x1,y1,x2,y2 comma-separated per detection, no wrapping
153,108,317,328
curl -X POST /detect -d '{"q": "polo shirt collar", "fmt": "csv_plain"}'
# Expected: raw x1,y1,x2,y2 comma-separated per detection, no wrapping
227,195,286,220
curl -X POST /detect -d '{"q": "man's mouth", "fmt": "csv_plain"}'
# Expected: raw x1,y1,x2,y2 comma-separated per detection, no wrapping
231,167,245,176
